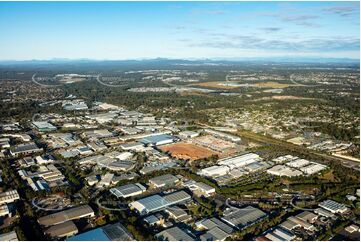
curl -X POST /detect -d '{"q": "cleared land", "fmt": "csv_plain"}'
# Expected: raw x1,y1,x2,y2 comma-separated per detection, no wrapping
192,81,298,89
160,142,217,161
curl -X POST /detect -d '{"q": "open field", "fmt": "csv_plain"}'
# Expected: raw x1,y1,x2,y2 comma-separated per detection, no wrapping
192,81,299,89
160,142,217,161
254,81,299,88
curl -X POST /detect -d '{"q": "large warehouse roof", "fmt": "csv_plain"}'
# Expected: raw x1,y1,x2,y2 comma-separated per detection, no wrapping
222,206,267,229
110,183,146,198
155,226,194,241
38,205,95,227
149,174,179,187
67,222,133,241
130,190,191,215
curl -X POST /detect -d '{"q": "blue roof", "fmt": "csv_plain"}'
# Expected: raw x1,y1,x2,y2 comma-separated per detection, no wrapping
67,228,109,241
137,194,169,212
140,134,173,145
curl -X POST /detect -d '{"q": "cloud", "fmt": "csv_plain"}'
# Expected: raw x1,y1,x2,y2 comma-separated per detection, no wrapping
259,27,282,32
323,6,359,17
262,13,321,27
187,35,359,53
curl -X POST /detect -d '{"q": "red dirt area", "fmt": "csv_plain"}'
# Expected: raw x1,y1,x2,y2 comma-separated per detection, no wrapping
160,142,217,161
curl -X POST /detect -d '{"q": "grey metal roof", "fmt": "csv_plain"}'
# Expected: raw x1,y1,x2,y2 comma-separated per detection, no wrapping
222,206,267,228
38,205,94,227
110,183,146,198
200,227,229,241
156,226,194,241
163,190,191,205
149,174,179,186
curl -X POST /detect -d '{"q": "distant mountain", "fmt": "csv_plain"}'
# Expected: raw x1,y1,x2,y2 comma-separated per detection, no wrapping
0,57,359,65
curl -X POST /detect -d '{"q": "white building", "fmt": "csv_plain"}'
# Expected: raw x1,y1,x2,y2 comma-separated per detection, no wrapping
198,165,230,178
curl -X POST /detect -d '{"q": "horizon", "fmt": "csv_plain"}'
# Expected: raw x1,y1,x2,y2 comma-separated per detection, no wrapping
0,1,360,60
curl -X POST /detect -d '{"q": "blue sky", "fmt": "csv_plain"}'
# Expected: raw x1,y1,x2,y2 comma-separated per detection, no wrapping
0,1,359,60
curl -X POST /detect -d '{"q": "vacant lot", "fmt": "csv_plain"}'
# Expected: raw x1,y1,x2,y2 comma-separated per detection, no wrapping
160,142,217,161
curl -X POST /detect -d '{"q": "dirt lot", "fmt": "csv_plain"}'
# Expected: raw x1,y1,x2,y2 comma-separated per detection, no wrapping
160,142,218,161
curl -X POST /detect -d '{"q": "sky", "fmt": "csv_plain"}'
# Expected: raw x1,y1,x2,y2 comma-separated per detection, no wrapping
0,1,359,60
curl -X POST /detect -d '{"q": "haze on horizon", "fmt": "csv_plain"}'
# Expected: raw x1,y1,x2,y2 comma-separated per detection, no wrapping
0,1,359,60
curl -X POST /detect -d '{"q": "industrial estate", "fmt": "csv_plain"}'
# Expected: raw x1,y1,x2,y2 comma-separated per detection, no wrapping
0,57,359,241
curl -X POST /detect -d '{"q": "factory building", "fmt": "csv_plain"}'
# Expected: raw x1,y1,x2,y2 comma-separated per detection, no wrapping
218,153,260,169
140,134,175,146
130,190,191,215
38,205,95,227
221,206,267,229
198,165,230,178
110,183,147,198
67,222,133,241
155,226,194,241
319,200,348,214
149,174,179,188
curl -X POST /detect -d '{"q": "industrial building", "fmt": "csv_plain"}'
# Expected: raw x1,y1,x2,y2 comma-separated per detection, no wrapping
184,180,216,197
319,200,348,214
10,142,43,156
0,190,20,205
198,165,230,178
267,165,303,177
140,134,175,146
110,183,147,198
44,221,78,238
178,130,200,139
149,174,179,188
33,121,57,132
38,205,95,227
197,217,234,241
218,153,261,169
221,206,267,229
130,190,191,215
67,222,133,241
203,129,241,143
263,226,296,241
155,226,194,241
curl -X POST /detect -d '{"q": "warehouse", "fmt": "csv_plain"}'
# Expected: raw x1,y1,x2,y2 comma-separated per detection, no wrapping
319,200,348,214
184,181,216,197
198,165,230,178
286,158,310,168
218,153,260,169
110,183,146,198
196,217,233,240
44,221,78,238
178,130,200,139
67,222,133,241
130,190,191,215
0,190,20,205
120,142,145,151
264,226,296,241
221,206,267,229
203,129,241,143
267,165,303,177
149,174,179,188
38,205,95,227
299,163,327,175
140,134,175,146
10,142,43,156
33,121,57,132
155,226,194,241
